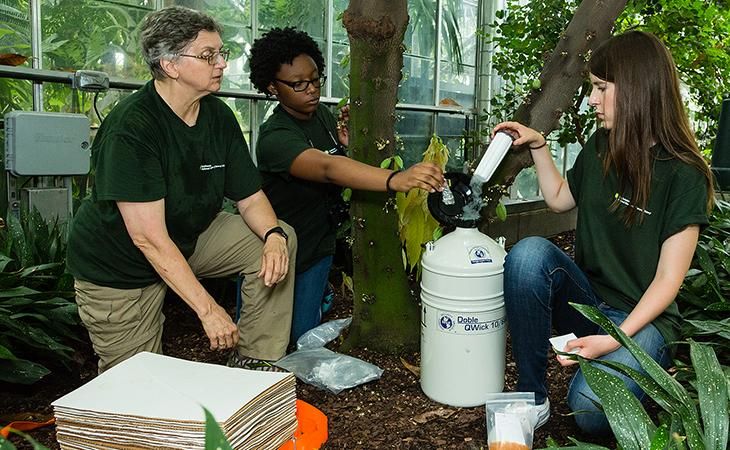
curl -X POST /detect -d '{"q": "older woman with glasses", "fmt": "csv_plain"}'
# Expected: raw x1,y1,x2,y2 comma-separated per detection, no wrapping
67,6,296,373
249,27,445,343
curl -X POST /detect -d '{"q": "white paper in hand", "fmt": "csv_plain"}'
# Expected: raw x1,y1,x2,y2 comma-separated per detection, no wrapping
549,333,579,360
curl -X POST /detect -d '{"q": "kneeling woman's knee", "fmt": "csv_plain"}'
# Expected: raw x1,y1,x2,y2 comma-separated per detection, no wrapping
504,236,553,274
567,381,612,436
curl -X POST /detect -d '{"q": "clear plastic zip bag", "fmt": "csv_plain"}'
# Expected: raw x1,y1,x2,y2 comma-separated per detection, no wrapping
485,392,537,450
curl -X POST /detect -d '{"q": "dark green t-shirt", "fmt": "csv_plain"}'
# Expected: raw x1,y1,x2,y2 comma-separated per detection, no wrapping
67,81,260,289
256,104,342,273
566,130,709,345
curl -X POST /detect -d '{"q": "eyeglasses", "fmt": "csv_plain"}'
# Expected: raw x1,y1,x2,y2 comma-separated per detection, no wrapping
177,49,231,65
274,75,327,92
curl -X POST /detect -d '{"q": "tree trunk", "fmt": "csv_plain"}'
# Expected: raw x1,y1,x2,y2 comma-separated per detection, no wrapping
483,0,628,209
342,0,418,353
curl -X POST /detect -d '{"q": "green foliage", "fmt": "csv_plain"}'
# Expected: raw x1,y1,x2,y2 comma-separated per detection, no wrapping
0,209,81,385
0,429,50,450
678,199,730,347
545,304,729,450
203,407,234,450
481,0,730,152
479,0,583,140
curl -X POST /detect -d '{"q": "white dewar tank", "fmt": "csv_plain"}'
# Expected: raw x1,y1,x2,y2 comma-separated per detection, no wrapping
420,226,507,407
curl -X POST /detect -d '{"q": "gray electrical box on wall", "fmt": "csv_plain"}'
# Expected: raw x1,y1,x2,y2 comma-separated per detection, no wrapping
4,111,91,176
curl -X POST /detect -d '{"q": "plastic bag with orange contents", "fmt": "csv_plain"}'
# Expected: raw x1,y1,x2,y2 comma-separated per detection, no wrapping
485,392,537,450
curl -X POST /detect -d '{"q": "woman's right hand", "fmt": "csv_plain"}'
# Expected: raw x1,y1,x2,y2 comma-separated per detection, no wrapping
390,162,445,193
493,121,546,150
199,302,239,351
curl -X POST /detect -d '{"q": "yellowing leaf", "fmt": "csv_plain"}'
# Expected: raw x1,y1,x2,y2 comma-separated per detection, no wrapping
396,135,449,273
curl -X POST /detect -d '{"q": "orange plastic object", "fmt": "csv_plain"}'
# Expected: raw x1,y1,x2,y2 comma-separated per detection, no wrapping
1,417,56,438
278,400,328,450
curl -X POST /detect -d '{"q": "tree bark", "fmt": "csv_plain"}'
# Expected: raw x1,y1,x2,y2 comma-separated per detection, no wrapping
342,0,418,353
483,0,628,208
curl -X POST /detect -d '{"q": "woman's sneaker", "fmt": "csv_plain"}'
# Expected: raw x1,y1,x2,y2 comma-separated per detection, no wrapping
226,350,285,372
532,399,551,429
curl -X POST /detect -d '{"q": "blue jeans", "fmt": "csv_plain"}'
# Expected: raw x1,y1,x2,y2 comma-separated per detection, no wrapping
504,236,671,435
291,255,333,343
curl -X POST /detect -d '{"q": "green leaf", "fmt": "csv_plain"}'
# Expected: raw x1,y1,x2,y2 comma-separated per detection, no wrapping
0,314,75,356
571,303,705,449
0,254,14,272
203,407,234,450
649,423,670,450
0,286,40,298
0,358,50,384
1,429,49,450
495,202,507,221
578,358,655,450
0,343,17,360
0,437,16,450
336,95,349,109
689,340,729,450
380,157,392,169
588,359,679,414
394,155,404,169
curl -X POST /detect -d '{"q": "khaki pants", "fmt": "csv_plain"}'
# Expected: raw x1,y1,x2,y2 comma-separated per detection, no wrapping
75,212,296,373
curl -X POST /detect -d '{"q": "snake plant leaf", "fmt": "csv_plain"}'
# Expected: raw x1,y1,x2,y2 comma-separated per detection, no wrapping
0,429,50,450
578,358,655,450
588,359,678,413
695,244,722,295
0,254,13,272
19,262,63,278
649,423,670,450
571,303,705,449
538,436,610,449
0,343,17,360
203,408,234,450
690,340,729,450
6,213,30,268
0,286,40,298
0,314,74,355
0,357,51,384
685,318,730,340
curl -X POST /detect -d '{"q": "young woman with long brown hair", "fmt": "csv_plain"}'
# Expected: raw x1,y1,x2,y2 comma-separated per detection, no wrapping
493,30,714,435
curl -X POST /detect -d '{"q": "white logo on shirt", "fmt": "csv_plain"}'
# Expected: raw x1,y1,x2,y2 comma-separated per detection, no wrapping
200,164,225,171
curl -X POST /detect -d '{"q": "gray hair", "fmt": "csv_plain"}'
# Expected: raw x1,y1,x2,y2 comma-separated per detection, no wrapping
140,6,223,80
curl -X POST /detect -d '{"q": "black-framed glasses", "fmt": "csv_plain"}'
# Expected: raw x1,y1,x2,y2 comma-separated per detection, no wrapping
177,48,231,65
274,75,327,92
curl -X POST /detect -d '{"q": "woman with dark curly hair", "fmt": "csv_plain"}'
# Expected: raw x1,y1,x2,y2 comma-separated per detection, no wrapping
249,27,444,342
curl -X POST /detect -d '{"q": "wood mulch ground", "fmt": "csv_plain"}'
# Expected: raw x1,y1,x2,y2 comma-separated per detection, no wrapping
2,231,618,449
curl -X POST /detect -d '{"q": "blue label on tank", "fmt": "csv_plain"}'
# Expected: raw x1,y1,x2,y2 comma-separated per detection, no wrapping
469,246,492,264
438,313,454,331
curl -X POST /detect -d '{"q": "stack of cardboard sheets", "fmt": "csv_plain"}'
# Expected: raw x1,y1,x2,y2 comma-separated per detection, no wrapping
52,352,297,449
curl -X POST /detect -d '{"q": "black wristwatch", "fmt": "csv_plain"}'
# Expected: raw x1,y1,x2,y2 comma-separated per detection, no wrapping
264,226,288,243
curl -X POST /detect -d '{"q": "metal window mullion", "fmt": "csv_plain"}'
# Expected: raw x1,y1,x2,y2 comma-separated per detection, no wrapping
434,0,442,107
325,0,334,98
251,0,259,41
250,0,260,161
30,0,43,111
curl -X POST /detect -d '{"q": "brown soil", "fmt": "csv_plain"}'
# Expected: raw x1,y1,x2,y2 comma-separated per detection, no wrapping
1,231,617,449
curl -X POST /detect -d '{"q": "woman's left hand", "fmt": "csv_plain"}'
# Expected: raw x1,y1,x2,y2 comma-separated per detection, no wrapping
336,104,350,147
557,334,620,367
259,234,289,287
